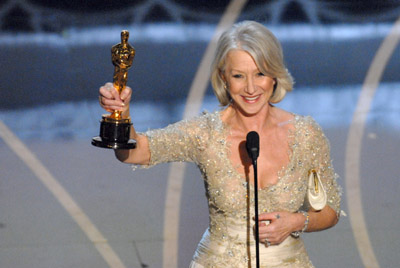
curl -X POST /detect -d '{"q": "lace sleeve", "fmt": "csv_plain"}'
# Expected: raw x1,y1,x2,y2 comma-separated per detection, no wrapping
139,114,210,168
308,118,342,216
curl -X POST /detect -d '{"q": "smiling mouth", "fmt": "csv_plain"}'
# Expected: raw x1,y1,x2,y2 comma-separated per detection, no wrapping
242,95,260,102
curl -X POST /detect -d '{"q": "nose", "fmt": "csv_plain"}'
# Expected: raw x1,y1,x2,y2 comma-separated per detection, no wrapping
245,77,256,95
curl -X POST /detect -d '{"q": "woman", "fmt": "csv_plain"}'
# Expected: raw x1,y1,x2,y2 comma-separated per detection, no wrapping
99,21,341,267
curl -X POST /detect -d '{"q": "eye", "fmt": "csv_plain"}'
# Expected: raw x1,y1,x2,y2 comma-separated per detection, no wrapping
257,72,265,76
232,74,243,78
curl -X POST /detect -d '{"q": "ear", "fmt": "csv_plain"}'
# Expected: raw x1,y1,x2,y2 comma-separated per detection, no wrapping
273,78,278,92
220,70,226,83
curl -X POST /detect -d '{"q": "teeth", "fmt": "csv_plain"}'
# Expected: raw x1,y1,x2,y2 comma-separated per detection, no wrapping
244,96,259,101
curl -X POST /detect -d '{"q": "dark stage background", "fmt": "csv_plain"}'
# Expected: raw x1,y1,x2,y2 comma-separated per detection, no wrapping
1,0,399,109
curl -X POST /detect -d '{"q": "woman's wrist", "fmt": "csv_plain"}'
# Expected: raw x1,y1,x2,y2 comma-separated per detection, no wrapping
291,211,309,238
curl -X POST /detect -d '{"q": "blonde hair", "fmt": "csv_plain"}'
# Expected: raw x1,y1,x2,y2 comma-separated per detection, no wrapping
211,21,294,106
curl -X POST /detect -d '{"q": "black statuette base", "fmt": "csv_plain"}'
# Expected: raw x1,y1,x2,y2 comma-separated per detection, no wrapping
92,116,136,149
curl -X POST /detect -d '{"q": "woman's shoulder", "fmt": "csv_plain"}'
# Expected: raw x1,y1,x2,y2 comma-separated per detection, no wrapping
295,114,323,132
167,110,224,137
289,113,329,145
187,110,223,128
273,106,321,130
273,107,324,136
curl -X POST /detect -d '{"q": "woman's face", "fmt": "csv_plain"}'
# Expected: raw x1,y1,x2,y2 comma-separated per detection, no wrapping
222,49,275,116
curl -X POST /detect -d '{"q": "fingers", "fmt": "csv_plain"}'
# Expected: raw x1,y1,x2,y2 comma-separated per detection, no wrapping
258,212,279,222
99,83,131,113
259,226,281,247
120,87,132,102
256,212,289,246
254,219,272,246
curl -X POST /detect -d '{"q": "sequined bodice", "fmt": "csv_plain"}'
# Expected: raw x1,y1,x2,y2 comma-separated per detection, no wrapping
144,111,341,267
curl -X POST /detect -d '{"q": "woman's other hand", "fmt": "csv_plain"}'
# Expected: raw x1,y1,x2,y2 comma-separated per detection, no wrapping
256,211,305,246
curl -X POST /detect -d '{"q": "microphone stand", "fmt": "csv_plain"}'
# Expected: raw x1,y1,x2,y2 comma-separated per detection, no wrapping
246,131,260,268
251,157,260,268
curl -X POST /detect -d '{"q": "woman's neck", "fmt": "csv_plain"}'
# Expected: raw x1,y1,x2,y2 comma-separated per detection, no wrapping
223,103,277,134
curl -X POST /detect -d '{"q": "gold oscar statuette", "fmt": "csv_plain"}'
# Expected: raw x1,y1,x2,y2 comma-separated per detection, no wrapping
92,30,137,149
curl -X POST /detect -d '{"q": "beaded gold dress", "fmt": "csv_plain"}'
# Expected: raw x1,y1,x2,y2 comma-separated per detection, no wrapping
143,111,341,268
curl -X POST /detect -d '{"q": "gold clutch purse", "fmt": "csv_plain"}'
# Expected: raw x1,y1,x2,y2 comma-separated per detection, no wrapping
307,169,327,211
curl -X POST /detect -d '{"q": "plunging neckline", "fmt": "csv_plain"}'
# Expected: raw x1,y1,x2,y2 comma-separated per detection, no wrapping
216,110,299,192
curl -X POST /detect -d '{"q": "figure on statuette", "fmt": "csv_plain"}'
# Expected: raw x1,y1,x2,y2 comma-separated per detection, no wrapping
111,30,135,119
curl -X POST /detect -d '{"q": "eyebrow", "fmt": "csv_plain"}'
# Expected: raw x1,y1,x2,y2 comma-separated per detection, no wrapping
230,68,260,73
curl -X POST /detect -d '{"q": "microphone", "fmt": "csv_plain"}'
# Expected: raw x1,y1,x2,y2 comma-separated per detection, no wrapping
246,131,261,268
246,131,260,162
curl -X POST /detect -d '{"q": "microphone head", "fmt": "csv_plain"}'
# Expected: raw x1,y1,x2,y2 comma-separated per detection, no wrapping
246,131,260,160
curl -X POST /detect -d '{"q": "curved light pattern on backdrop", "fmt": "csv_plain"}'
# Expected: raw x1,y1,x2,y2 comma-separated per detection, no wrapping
162,1,248,267
0,121,127,268
345,16,400,268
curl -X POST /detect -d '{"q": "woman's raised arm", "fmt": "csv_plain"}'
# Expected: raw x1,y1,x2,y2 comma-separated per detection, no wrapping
99,83,150,165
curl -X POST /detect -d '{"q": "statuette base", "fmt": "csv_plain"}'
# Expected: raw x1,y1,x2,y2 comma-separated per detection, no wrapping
92,115,136,149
